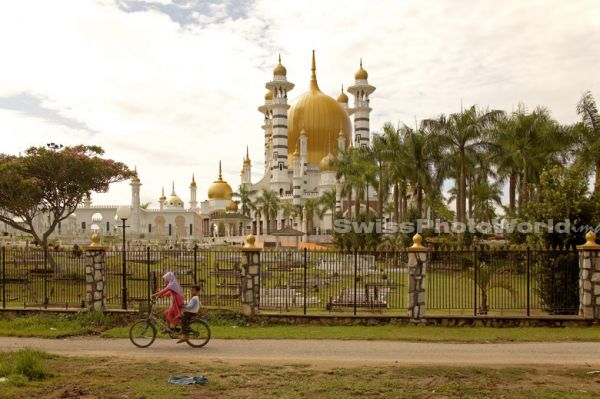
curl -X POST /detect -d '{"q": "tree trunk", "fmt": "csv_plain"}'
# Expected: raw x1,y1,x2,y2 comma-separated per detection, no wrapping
468,175,474,220
595,160,600,199
416,185,424,217
355,187,361,219
458,152,466,223
378,166,384,220
393,183,399,223
400,185,407,222
522,159,529,208
508,172,516,214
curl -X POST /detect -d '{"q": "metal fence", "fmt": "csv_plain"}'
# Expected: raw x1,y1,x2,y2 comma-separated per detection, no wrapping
0,246,580,316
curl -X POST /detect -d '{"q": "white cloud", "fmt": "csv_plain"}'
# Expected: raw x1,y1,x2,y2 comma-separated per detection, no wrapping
0,0,599,206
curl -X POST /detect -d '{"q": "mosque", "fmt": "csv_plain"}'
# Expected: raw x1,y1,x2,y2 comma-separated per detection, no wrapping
2,51,377,246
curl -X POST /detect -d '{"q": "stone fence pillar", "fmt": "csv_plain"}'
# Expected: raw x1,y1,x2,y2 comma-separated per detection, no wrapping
577,231,600,319
407,233,428,319
85,233,106,312
240,234,261,317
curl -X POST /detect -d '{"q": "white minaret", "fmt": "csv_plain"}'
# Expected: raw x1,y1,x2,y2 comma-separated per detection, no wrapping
292,148,303,207
159,187,166,210
189,174,197,211
241,146,252,185
258,91,273,174
266,54,294,196
130,170,141,234
300,128,308,171
347,59,375,148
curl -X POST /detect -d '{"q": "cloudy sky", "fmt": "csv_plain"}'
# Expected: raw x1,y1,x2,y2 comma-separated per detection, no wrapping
1,0,599,206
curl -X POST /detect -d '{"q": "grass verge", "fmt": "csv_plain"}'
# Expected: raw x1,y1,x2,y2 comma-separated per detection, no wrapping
0,353,599,398
1,313,599,342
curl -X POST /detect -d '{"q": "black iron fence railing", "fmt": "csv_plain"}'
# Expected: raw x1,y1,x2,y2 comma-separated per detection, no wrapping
0,246,580,316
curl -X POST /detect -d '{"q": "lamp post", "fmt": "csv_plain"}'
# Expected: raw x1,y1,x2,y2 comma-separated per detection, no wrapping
116,205,131,310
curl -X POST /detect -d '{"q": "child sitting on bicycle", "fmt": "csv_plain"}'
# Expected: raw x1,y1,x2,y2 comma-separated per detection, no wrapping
177,285,201,344
151,272,184,331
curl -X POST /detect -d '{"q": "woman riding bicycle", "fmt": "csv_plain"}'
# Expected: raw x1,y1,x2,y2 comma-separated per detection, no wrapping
151,271,184,331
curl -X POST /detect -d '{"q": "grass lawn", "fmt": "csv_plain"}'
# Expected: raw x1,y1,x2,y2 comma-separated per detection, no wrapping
1,350,600,398
1,313,599,342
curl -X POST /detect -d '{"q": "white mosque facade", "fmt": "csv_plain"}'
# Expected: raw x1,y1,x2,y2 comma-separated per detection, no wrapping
1,51,379,246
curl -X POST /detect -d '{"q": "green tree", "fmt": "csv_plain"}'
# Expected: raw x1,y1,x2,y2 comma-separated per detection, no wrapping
255,189,279,234
0,144,133,251
423,106,503,224
236,184,256,217
318,189,337,232
463,259,517,315
574,90,600,198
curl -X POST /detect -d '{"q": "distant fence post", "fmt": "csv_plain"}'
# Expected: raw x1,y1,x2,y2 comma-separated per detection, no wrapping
85,233,107,312
240,234,261,317
577,231,600,319
2,246,5,309
407,233,429,319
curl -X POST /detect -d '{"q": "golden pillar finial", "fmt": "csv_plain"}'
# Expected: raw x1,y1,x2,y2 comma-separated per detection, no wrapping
408,233,428,251
171,180,175,195
278,53,281,64
360,57,363,68
244,234,257,249
218,160,223,180
577,230,600,250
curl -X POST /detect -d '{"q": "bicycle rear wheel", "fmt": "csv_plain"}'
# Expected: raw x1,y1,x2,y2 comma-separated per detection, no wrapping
186,320,211,348
129,320,157,348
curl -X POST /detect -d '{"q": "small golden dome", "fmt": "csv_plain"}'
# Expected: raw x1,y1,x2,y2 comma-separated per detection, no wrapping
159,187,166,201
264,91,273,101
190,174,197,188
337,85,349,103
243,146,251,166
355,59,368,80
208,161,233,200
319,152,337,172
273,54,287,76
226,199,238,212
167,194,183,207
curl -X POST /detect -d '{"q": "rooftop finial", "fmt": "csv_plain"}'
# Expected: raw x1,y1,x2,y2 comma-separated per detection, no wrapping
278,53,281,64
360,58,363,68
246,145,249,160
218,160,223,180
310,50,320,91
171,180,175,195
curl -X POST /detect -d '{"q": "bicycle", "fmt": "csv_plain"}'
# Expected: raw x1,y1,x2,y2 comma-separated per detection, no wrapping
129,299,211,348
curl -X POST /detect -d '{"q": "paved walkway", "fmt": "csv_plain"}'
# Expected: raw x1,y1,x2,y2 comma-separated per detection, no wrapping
2,337,600,367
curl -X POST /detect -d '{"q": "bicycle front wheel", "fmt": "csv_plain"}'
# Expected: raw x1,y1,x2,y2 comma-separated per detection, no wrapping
129,320,157,348
186,320,211,348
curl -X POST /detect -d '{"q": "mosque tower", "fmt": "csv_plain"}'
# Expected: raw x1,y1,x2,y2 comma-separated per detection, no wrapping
258,90,273,174
347,59,375,147
130,170,141,234
265,55,294,196
241,146,252,186
189,174,198,211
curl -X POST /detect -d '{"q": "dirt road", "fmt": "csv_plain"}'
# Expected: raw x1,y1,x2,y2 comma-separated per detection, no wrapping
2,337,600,367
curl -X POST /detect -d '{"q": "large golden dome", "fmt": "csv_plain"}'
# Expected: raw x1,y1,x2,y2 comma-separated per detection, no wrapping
208,161,233,200
288,51,351,165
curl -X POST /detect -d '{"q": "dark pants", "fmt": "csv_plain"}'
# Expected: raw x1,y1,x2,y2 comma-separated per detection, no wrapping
181,312,194,335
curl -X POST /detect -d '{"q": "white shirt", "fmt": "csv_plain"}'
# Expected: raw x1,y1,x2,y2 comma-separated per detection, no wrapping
184,296,201,313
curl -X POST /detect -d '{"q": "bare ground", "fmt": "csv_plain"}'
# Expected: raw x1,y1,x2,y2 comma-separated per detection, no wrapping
1,336,600,367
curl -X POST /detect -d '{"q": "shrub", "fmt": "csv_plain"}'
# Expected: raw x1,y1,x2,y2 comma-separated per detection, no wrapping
0,348,51,382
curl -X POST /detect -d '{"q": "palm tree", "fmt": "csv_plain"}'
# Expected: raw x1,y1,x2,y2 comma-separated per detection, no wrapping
319,189,337,232
575,91,600,198
237,184,256,217
255,189,279,234
463,260,517,315
471,179,503,224
423,106,503,223
303,197,320,234
279,201,296,228
492,106,568,211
